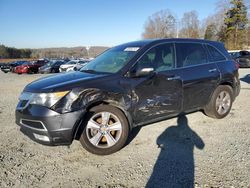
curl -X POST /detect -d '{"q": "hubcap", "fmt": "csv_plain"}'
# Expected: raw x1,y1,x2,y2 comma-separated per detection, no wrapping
216,91,231,115
86,112,122,148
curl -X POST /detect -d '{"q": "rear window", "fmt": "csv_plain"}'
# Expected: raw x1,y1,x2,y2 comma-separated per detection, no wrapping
207,45,226,62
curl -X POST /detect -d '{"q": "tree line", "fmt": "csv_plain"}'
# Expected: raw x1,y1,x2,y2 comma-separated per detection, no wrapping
0,45,32,59
0,45,109,59
142,0,249,50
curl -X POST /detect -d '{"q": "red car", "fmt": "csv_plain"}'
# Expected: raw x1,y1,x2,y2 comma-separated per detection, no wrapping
15,60,48,74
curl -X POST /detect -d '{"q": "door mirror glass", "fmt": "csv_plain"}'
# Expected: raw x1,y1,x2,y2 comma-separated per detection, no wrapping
135,67,154,77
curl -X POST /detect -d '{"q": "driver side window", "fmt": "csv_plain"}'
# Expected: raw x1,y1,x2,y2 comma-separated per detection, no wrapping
134,43,175,72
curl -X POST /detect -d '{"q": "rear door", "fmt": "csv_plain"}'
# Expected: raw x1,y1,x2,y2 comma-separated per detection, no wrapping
176,42,220,111
130,43,183,124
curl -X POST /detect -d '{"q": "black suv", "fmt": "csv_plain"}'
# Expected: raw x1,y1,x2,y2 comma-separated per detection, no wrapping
16,39,240,155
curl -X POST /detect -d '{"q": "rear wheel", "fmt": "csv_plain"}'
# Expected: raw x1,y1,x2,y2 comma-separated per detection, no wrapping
204,85,233,119
80,105,129,155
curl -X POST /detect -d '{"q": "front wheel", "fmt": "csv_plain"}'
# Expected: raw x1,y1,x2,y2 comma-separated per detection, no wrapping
80,105,129,155
204,85,233,119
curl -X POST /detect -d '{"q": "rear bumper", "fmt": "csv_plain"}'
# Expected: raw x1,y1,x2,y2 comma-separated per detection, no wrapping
16,104,85,146
239,61,250,68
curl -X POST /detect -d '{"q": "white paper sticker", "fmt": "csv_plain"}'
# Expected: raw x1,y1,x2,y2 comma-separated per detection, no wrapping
124,47,140,52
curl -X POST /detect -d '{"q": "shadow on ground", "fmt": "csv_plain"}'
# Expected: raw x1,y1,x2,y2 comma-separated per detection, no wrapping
240,74,250,84
146,115,205,188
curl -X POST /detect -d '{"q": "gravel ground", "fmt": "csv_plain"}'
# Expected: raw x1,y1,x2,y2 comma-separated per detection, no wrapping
0,69,249,188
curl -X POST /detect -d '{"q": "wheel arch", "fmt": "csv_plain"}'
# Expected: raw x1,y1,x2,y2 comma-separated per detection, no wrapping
73,100,133,141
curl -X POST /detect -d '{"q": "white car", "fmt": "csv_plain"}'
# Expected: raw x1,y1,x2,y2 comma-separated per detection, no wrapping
59,60,88,72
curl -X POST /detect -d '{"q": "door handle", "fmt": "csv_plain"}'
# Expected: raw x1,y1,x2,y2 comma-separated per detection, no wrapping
167,76,181,81
208,68,217,73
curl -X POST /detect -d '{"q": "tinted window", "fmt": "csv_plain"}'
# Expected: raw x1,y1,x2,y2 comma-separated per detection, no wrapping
240,51,250,56
135,43,175,72
176,43,208,67
207,45,226,61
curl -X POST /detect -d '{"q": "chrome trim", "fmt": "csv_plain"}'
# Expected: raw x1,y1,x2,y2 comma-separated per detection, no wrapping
20,118,47,131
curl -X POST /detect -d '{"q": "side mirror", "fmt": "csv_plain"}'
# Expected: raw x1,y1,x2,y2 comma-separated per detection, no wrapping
135,67,155,77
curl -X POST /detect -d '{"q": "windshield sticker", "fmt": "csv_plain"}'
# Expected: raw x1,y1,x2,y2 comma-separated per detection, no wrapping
124,47,140,52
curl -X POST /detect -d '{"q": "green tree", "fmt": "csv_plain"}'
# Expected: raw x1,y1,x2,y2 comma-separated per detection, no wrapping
224,0,248,49
0,45,9,58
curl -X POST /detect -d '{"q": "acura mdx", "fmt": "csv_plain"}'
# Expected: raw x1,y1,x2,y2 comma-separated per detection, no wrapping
16,39,240,155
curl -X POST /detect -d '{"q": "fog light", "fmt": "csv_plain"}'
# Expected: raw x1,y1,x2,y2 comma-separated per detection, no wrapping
33,133,50,142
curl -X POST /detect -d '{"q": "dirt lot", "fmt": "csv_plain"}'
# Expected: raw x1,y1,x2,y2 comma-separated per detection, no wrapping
0,69,249,187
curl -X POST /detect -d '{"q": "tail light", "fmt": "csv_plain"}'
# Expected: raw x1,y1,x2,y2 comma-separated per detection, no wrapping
233,60,240,70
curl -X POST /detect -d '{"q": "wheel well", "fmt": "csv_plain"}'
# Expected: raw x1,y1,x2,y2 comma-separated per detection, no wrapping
219,82,233,89
73,101,132,140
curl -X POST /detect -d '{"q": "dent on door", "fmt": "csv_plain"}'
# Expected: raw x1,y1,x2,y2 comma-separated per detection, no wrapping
131,72,182,124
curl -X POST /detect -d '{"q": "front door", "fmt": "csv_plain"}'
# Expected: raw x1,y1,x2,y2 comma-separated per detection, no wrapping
130,43,183,125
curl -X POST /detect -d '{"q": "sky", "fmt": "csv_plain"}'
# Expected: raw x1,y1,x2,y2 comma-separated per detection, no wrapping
0,0,222,48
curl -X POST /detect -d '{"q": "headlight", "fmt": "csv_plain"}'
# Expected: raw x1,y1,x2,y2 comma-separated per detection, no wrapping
19,91,69,108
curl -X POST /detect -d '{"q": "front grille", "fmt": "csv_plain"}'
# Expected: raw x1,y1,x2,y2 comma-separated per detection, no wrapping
20,119,46,130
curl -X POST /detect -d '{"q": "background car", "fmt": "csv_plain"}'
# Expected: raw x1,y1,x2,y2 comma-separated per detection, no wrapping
229,50,250,68
14,62,33,74
1,62,12,73
0,61,27,73
39,60,65,73
59,60,81,72
235,51,250,68
66,60,89,71
15,59,48,74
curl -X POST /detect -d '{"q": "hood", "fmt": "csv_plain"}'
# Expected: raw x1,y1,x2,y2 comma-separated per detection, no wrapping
24,71,106,93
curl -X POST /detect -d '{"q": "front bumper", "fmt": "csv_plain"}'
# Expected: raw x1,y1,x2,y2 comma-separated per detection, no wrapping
16,104,85,146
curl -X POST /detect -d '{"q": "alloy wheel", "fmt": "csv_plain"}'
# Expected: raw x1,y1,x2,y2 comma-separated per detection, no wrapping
86,112,122,148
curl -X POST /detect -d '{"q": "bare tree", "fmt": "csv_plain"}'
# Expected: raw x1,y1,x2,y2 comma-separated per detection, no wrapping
179,11,200,38
142,10,177,39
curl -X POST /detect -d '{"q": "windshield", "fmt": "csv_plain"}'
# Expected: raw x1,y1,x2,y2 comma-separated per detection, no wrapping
80,46,140,74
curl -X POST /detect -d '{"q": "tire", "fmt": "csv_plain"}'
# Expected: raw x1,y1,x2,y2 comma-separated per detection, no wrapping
204,85,233,119
80,105,129,155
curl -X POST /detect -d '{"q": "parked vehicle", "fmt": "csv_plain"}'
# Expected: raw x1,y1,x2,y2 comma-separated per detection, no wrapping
1,62,12,73
15,60,47,74
0,61,26,73
66,60,89,71
236,51,250,68
16,39,240,155
39,60,65,74
14,62,33,74
229,50,250,68
59,60,88,72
